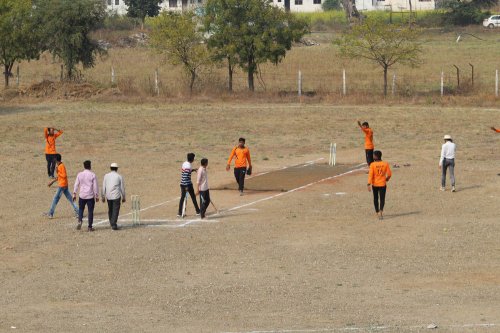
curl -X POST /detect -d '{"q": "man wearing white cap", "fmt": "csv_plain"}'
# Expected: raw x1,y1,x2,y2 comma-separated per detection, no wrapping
102,163,126,230
439,135,456,192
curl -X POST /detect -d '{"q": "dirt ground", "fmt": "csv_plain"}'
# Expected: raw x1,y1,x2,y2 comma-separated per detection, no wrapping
0,102,499,332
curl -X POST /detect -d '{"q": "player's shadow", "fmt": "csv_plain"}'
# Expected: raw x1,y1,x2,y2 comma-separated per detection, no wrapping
382,211,421,220
453,184,481,192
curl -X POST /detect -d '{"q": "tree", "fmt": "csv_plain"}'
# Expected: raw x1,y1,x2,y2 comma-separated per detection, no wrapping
124,0,162,24
334,18,422,96
441,0,495,26
150,11,211,93
34,0,106,80
0,0,41,87
322,0,341,11
204,0,309,91
203,0,240,92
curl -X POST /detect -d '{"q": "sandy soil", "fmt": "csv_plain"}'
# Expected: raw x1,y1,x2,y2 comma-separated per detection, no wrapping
0,102,499,332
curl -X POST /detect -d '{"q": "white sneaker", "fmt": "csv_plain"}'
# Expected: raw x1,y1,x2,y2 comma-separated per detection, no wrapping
451,186,456,192
440,187,445,191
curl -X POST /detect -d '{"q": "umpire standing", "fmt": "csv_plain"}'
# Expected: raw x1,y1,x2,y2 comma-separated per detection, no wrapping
102,163,126,230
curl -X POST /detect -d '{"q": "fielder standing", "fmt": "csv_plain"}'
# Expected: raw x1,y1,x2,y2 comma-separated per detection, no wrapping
226,137,252,196
44,127,63,178
439,134,457,192
102,163,126,230
357,120,375,166
367,150,392,220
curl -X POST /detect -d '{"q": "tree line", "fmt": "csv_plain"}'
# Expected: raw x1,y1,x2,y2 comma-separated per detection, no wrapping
2,0,493,95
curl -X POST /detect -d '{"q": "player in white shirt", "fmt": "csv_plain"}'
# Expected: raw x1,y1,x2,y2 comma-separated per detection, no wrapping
439,135,456,192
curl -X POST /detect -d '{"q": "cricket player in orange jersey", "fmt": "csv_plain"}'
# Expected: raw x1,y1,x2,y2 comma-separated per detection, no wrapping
226,137,252,196
44,127,63,178
367,150,392,220
44,154,79,219
357,120,374,166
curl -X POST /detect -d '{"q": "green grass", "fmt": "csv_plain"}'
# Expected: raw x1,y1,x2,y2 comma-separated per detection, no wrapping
296,9,448,30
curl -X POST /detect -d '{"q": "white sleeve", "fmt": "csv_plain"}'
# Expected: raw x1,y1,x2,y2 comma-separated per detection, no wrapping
439,144,445,166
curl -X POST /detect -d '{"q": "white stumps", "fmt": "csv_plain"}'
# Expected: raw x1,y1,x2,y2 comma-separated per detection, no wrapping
329,142,337,166
131,195,140,225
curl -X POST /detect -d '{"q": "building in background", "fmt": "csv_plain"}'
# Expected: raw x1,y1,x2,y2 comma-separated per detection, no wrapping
105,0,434,15
355,0,435,11
105,0,204,16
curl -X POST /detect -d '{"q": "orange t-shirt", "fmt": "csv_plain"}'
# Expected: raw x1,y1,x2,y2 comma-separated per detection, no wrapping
361,127,374,149
368,161,392,187
56,163,68,188
227,146,251,168
44,128,63,154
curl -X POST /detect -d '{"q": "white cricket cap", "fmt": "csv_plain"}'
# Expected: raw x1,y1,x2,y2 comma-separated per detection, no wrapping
443,134,452,140
110,162,119,168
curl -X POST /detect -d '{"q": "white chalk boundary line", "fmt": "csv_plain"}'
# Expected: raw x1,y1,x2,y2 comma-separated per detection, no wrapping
94,197,180,226
94,161,366,229
249,158,324,179
221,323,498,333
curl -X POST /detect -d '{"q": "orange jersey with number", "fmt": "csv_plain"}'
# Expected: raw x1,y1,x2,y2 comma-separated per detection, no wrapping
57,163,68,188
361,127,374,149
227,146,251,168
368,161,391,187
44,128,63,154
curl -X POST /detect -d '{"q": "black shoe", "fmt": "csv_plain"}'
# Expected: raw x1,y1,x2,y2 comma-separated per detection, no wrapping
76,221,82,230
87,227,95,232
112,226,119,230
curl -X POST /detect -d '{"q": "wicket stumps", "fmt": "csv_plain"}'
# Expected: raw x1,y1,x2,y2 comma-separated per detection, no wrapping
329,142,337,166
131,195,141,225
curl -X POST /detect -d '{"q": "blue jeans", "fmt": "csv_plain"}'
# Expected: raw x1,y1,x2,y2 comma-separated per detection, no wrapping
441,158,455,187
49,187,78,216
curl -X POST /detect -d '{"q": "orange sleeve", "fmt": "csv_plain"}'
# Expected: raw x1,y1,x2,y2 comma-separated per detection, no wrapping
44,128,49,138
227,147,236,165
496,128,500,133
54,130,63,138
57,164,68,187
386,163,392,179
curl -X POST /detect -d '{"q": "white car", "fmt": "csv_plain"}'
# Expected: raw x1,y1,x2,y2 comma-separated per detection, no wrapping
483,15,500,28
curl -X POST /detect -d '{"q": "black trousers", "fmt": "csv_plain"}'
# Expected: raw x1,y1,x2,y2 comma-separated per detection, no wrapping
178,184,200,215
46,154,56,177
372,186,386,213
107,199,121,228
199,190,210,218
78,198,95,227
234,167,246,191
365,149,374,166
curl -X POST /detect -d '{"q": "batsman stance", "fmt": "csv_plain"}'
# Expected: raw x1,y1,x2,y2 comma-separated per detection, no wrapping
367,150,392,220
226,137,252,196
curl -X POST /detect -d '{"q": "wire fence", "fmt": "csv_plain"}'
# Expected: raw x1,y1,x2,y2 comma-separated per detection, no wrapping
8,62,500,98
